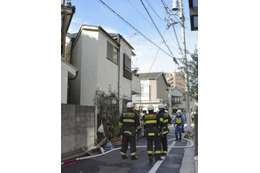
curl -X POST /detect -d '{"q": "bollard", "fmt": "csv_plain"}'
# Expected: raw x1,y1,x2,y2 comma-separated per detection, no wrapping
194,155,198,173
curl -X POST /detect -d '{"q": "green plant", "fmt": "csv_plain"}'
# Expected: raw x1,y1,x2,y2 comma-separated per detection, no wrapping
95,88,120,142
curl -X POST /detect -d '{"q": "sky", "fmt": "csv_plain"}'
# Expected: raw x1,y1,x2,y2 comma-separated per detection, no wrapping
65,0,198,73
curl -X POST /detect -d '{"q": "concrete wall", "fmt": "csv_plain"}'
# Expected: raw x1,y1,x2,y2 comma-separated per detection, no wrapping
61,104,95,160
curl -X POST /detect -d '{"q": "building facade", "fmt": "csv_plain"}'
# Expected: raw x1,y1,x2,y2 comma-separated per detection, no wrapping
133,72,170,112
165,72,185,91
68,25,140,112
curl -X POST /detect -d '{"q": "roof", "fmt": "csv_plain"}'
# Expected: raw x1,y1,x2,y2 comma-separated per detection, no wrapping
109,33,134,50
67,33,78,38
139,72,170,86
138,72,162,80
71,25,120,49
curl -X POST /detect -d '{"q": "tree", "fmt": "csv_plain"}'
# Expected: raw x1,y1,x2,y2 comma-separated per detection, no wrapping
187,49,198,102
178,48,198,102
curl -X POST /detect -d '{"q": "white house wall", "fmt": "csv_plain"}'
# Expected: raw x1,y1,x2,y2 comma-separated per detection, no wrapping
132,75,141,94
96,32,118,94
70,33,83,105
79,30,99,106
119,40,132,100
156,75,168,104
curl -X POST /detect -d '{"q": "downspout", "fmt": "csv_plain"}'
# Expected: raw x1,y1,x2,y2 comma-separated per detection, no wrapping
117,35,121,116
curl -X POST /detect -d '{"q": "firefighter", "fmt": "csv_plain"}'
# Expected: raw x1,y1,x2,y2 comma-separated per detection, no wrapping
119,102,141,160
142,104,163,161
174,109,184,142
158,104,172,156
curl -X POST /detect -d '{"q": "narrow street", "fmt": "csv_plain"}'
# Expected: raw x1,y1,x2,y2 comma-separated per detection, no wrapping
61,128,191,173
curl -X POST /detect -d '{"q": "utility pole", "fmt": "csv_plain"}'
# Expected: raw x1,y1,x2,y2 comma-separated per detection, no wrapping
179,0,191,132
166,0,191,131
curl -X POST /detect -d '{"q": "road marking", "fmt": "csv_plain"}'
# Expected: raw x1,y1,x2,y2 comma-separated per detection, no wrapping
63,136,193,165
148,140,176,173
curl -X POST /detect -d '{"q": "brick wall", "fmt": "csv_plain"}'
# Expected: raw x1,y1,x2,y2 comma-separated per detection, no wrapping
61,104,95,160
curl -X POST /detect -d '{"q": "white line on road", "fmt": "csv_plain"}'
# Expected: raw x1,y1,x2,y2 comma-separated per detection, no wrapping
62,137,193,165
148,140,176,173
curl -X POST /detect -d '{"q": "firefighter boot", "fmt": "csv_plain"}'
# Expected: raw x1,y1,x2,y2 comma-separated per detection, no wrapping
130,156,138,160
155,155,163,161
122,155,128,159
148,155,153,161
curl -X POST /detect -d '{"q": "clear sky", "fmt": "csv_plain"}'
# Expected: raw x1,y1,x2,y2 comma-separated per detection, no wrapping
66,0,198,73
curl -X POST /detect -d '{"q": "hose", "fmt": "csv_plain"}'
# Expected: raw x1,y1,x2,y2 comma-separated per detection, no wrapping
61,136,193,165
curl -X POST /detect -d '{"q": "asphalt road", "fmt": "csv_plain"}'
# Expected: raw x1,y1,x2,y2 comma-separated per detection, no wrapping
61,131,187,173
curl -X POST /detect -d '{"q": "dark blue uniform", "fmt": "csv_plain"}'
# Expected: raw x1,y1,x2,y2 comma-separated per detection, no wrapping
119,110,141,159
174,114,184,141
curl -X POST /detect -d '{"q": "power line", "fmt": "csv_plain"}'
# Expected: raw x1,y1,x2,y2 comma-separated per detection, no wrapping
144,0,165,22
135,0,182,54
98,0,177,63
141,30,166,86
160,0,183,57
140,0,178,65
126,0,153,27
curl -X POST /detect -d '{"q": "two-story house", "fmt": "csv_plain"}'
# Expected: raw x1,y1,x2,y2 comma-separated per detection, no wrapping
67,24,140,113
133,72,170,112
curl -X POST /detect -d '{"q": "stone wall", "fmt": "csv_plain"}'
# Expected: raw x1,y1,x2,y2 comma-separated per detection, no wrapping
61,104,95,160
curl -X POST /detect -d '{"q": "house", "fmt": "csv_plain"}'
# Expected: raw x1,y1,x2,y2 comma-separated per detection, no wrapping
61,2,78,104
170,87,197,114
133,72,170,112
68,24,140,114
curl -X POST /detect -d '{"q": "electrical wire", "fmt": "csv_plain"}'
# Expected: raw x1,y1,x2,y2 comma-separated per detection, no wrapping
144,0,165,22
126,0,153,27
98,0,177,63
140,0,178,65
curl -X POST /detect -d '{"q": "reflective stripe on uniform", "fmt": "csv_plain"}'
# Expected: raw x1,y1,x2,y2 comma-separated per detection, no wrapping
147,151,153,154
123,119,135,123
163,151,168,154
124,131,132,135
155,150,161,154
145,120,157,124
137,126,141,130
148,133,155,136
120,152,126,156
130,152,136,156
163,119,169,123
162,130,169,134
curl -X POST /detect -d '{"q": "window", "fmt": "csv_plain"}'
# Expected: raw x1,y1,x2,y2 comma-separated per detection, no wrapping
123,53,132,80
191,15,198,30
107,41,118,64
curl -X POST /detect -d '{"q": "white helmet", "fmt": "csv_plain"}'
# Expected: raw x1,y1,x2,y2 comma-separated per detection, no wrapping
147,104,154,111
158,104,164,109
176,109,182,113
126,102,134,108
